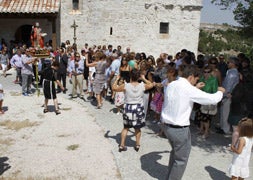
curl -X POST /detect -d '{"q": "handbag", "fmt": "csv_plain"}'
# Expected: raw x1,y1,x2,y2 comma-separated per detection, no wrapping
200,104,217,115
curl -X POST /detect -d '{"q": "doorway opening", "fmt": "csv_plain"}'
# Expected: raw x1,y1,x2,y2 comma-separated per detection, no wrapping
15,25,33,47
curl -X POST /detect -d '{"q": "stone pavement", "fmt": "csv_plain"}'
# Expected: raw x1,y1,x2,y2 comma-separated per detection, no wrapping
1,69,253,180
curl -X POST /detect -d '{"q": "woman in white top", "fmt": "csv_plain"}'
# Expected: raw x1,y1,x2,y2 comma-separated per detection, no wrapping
112,69,153,152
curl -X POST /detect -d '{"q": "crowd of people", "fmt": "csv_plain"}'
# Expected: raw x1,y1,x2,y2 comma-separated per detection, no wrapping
0,39,253,180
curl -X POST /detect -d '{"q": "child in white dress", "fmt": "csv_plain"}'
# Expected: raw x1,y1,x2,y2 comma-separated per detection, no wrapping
114,78,125,115
229,117,253,180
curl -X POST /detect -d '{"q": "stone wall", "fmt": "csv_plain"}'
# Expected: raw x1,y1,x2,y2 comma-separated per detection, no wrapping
61,0,202,58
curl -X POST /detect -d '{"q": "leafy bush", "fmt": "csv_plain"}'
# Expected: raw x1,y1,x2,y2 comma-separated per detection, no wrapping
198,27,253,59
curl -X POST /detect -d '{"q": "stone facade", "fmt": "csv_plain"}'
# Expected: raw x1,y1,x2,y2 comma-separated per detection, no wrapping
0,0,202,58
61,0,202,57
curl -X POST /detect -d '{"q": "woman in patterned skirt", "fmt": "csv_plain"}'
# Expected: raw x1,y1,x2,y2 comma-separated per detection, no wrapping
112,69,153,152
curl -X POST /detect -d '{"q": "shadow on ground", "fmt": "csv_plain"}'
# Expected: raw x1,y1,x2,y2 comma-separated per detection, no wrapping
0,157,11,175
145,113,231,153
205,166,230,180
104,130,136,147
140,151,170,179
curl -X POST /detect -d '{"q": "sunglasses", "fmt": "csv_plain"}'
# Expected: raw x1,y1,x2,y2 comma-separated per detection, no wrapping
204,71,211,73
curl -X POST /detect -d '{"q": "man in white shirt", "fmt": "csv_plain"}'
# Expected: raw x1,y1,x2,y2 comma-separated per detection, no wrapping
161,65,225,180
21,49,35,96
10,49,23,84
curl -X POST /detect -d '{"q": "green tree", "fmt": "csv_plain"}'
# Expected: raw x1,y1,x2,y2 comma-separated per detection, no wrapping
211,0,253,34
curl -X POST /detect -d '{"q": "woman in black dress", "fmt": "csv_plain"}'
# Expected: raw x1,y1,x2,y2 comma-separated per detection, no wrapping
120,55,130,83
42,61,64,115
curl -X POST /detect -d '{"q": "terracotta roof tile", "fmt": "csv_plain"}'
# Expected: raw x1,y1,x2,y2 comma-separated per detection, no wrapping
0,0,60,14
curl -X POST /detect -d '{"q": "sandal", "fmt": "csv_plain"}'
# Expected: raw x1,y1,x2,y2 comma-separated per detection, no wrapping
134,145,140,152
118,145,127,152
43,109,48,113
55,110,61,115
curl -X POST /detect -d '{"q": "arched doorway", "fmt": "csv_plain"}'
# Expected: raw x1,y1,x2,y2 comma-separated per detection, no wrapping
15,25,32,47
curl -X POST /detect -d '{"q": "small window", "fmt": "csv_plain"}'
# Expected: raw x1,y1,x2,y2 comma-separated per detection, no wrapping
160,22,169,34
73,0,79,10
110,27,113,35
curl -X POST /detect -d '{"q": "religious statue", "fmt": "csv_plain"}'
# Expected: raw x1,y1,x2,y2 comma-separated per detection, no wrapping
30,22,47,48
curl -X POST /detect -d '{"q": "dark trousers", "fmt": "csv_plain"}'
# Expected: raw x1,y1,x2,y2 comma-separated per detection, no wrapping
16,67,22,83
164,126,191,180
57,72,66,90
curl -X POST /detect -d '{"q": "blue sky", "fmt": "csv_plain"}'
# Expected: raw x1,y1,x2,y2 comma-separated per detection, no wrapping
201,0,239,26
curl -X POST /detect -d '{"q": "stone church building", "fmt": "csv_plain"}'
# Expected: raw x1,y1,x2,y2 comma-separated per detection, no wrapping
0,0,202,57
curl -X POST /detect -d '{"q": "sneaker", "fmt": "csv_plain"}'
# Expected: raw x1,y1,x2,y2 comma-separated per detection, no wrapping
27,91,33,95
22,92,28,96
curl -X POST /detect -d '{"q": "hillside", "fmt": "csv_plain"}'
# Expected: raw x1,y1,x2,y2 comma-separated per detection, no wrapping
198,23,253,58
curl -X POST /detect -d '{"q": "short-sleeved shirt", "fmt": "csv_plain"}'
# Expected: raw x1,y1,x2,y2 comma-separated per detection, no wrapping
124,82,145,104
10,54,23,68
21,55,34,75
110,59,121,75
